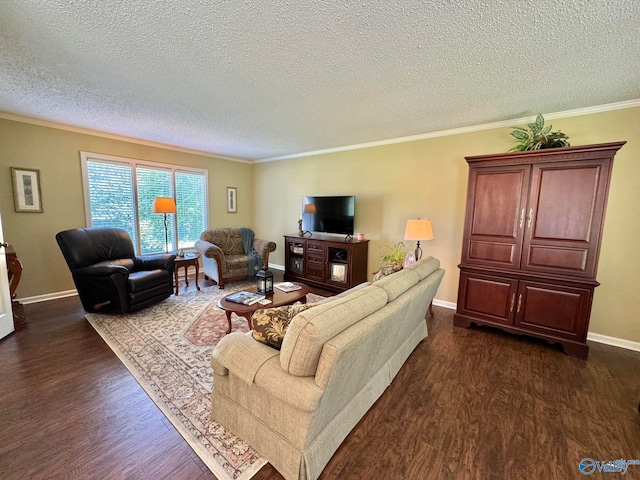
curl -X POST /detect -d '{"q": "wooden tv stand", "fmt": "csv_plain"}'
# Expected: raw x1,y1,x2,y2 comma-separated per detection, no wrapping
284,234,369,292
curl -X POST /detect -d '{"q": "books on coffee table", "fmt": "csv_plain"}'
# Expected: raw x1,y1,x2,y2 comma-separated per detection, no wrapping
274,282,302,293
225,291,265,305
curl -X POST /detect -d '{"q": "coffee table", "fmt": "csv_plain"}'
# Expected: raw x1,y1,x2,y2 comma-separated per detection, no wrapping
218,282,310,333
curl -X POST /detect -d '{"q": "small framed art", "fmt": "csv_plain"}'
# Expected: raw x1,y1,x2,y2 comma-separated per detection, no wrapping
11,167,43,213
227,187,237,213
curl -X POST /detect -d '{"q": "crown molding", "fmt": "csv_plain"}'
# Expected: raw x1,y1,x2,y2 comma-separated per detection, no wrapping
257,98,640,162
4,98,639,165
0,111,251,164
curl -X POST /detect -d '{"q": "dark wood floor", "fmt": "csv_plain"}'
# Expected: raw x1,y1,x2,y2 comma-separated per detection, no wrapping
1,273,639,480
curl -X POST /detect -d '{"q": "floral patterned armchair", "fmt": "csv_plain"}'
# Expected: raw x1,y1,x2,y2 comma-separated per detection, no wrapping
194,227,276,288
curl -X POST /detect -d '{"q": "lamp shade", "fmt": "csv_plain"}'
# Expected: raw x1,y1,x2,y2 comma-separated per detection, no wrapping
303,203,317,214
153,197,176,214
404,219,434,241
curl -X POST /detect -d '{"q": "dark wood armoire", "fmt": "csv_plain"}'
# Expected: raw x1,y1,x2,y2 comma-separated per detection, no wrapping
454,142,625,359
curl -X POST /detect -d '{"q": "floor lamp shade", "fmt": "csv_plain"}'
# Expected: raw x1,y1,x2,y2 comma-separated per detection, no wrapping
404,219,434,260
153,197,176,253
153,197,177,214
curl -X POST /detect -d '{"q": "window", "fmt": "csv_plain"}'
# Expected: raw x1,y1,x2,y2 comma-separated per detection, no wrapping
81,152,208,254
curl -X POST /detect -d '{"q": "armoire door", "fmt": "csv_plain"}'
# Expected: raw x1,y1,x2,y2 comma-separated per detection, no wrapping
521,159,612,278
513,280,592,341
456,271,518,325
461,165,530,269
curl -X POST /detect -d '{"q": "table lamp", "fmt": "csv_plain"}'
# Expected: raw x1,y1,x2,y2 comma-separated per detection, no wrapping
404,219,434,260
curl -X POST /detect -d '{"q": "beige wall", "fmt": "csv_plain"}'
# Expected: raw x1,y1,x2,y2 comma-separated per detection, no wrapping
253,107,640,343
2,107,638,343
0,118,253,297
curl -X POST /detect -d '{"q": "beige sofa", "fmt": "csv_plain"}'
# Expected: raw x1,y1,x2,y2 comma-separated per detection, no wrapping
194,227,276,288
210,256,445,480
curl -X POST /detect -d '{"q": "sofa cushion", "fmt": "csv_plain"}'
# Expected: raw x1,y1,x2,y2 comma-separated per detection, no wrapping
370,268,420,301
94,258,135,272
252,303,318,350
226,254,249,270
318,281,370,305
405,256,440,280
280,285,388,377
128,269,170,292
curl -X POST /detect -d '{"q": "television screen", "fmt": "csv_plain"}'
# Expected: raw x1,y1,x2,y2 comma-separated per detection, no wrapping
301,196,355,236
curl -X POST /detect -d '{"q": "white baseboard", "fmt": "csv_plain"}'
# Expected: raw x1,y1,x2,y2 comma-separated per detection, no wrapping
428,299,640,353
19,289,78,304
433,299,456,310
587,332,640,352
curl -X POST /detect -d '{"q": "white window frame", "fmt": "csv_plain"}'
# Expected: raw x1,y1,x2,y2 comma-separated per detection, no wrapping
80,151,209,254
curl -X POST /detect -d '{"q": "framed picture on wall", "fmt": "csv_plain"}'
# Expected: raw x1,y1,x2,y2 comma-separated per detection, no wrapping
11,167,43,213
227,186,237,213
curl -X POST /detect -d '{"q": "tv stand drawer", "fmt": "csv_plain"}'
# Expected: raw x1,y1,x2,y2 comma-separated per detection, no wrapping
307,253,323,263
307,241,323,252
306,261,324,281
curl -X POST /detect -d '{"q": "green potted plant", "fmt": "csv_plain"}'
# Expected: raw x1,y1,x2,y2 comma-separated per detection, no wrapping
378,242,407,273
509,114,570,152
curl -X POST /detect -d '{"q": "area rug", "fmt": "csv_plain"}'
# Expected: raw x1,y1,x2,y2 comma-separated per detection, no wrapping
86,281,325,480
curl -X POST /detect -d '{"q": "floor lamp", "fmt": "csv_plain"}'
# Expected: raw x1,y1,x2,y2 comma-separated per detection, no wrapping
404,219,434,260
153,197,176,253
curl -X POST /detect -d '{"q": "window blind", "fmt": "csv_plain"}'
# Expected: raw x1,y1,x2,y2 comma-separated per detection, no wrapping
82,153,208,255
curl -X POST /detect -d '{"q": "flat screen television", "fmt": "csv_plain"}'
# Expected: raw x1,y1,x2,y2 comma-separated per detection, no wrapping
301,195,355,236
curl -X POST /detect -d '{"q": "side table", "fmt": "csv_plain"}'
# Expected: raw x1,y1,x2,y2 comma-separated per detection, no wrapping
174,252,201,296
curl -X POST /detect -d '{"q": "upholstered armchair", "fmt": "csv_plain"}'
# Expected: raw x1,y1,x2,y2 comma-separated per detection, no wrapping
194,227,276,288
56,227,176,314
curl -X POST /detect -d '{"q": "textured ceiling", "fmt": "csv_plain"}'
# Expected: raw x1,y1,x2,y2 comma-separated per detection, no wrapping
1,1,639,161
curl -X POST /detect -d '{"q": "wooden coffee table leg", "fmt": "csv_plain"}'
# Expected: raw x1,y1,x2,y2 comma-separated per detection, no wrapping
243,313,253,330
225,312,253,332
225,311,232,334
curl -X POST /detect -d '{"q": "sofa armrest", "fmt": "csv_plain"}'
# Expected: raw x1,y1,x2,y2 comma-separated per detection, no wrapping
253,238,276,259
212,332,280,385
71,265,131,313
212,332,323,412
134,254,176,272
253,357,324,412
195,239,224,260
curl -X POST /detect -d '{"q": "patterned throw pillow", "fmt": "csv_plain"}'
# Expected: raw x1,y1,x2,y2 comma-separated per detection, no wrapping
252,303,318,350
373,264,403,282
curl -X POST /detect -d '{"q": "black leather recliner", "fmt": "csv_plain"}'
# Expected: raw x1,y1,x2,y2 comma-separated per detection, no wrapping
56,227,176,314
